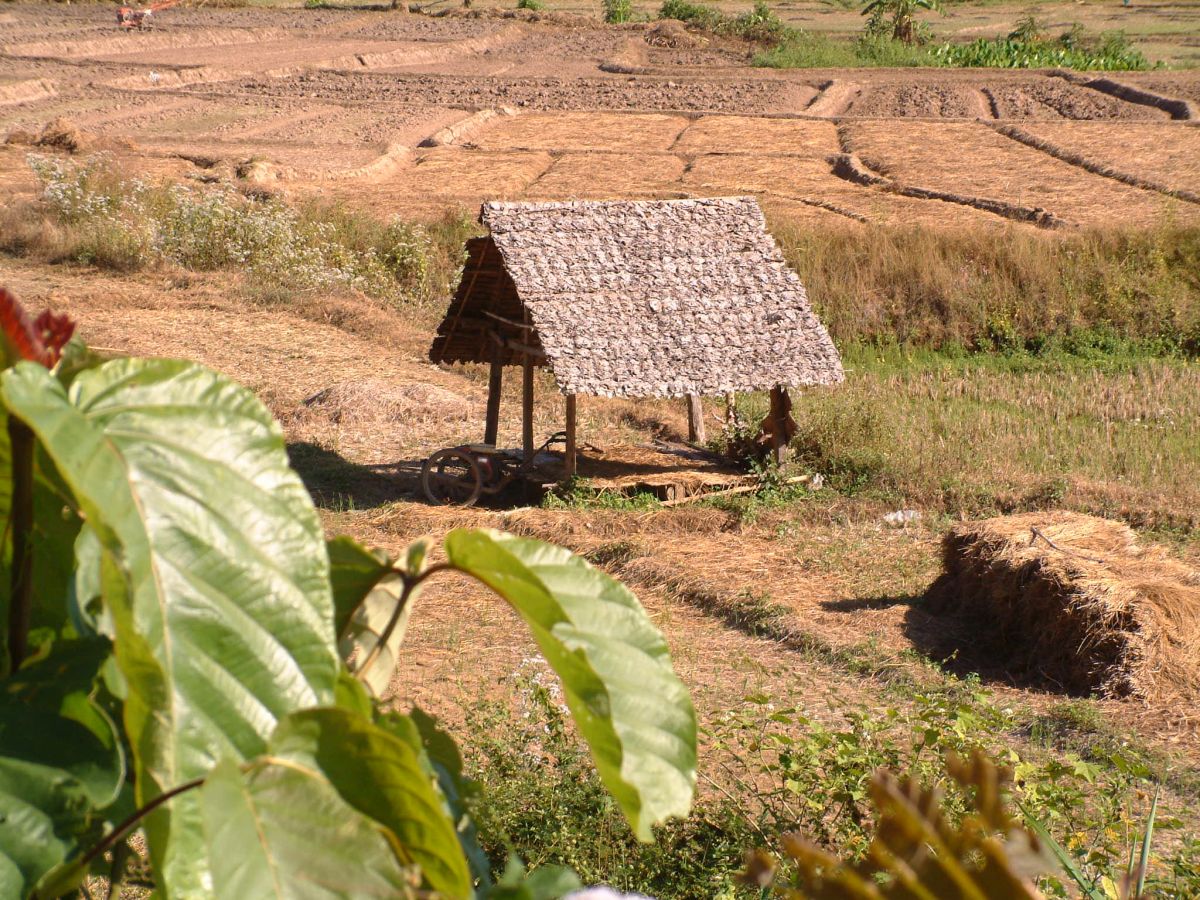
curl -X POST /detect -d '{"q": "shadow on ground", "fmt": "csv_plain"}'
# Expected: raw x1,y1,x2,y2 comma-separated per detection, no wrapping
821,586,1078,696
288,442,416,510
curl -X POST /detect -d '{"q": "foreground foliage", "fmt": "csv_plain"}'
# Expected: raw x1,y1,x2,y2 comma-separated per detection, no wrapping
0,286,696,898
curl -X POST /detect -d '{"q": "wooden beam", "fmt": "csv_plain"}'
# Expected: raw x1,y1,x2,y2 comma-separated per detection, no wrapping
522,354,535,462
564,394,577,479
484,354,503,446
769,385,791,466
686,394,706,444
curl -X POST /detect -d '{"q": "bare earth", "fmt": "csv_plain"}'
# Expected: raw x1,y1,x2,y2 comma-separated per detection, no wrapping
2,4,1199,228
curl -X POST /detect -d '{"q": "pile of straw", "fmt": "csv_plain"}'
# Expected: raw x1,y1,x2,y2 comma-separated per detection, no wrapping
296,380,470,426
927,511,1200,702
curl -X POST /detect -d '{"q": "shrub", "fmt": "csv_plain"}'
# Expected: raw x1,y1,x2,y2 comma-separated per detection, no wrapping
659,0,723,29
932,26,1151,70
516,0,545,10
10,154,445,305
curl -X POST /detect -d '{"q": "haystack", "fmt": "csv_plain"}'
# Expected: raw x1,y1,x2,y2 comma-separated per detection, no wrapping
298,380,470,426
645,20,706,49
927,511,1200,702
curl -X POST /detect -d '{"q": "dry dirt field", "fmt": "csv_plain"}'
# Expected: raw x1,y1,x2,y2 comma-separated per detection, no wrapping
2,4,1200,228
4,3,1200,888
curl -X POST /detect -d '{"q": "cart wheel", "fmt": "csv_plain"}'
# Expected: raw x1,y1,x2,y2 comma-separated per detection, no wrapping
421,449,484,507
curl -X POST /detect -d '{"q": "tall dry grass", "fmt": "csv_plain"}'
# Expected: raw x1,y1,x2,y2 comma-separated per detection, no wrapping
774,221,1200,355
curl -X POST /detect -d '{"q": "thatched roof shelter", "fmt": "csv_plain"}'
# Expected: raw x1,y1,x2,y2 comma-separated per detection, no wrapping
429,196,843,472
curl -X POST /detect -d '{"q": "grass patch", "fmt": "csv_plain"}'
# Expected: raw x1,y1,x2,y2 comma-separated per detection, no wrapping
713,348,1200,535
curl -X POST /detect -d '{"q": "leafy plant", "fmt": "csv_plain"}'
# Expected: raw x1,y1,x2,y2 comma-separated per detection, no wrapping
932,26,1150,70
1021,785,1159,900
0,285,697,898
604,0,633,24
860,0,941,45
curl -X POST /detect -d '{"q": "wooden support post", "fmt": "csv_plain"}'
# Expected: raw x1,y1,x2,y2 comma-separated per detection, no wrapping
564,394,577,479
724,392,738,429
686,394,705,445
522,354,535,462
484,355,503,446
769,385,791,467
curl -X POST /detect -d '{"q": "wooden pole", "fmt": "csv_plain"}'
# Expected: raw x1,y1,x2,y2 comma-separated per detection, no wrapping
522,354,535,462
484,354,503,446
769,385,790,467
686,394,706,444
564,394,577,479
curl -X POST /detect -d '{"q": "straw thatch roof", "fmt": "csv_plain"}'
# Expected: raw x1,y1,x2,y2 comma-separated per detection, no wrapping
429,197,844,398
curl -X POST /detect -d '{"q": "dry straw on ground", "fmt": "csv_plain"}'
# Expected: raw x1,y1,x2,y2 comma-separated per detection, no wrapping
296,379,470,426
928,511,1200,703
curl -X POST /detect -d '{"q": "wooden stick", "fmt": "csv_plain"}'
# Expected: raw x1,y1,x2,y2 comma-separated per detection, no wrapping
769,385,790,466
564,394,577,479
661,474,810,507
686,394,706,444
484,352,503,446
522,354,535,462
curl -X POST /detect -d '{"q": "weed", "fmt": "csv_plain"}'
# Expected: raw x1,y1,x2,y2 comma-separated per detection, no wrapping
461,668,1200,897
603,0,633,24
516,0,545,10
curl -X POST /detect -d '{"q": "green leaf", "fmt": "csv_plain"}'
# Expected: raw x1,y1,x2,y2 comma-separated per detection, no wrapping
443,529,696,841
1018,802,1103,900
1134,785,1159,897
0,639,122,898
328,537,414,698
1,359,339,896
386,707,492,890
272,708,472,898
201,756,415,900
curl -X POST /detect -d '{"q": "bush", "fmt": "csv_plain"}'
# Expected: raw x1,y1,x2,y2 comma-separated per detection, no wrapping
658,0,789,41
7,154,451,306
516,0,545,10
932,26,1151,70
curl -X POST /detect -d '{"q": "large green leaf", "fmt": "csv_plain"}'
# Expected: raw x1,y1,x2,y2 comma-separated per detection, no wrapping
0,359,339,896
327,537,415,697
272,708,472,897
200,756,415,900
443,529,696,842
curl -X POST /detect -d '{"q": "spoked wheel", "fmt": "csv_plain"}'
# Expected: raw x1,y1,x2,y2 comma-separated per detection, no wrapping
421,449,484,507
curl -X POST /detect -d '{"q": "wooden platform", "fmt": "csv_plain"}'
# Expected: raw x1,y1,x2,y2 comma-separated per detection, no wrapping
530,441,752,502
